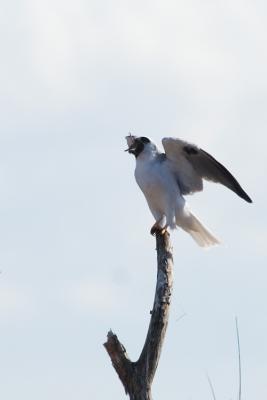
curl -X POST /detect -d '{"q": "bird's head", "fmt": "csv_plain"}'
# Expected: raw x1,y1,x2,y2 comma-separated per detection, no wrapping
125,134,154,158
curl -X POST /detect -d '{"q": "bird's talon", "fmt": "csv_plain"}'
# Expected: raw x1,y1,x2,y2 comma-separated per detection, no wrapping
150,226,157,236
150,225,167,236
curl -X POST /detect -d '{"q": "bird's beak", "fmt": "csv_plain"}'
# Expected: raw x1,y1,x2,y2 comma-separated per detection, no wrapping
125,143,137,153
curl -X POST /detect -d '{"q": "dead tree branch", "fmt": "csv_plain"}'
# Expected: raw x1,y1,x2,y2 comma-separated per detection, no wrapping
104,231,173,400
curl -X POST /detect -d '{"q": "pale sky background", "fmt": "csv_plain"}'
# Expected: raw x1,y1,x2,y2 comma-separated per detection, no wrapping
0,0,266,399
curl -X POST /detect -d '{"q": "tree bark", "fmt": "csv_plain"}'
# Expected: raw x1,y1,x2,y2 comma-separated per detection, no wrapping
104,231,173,399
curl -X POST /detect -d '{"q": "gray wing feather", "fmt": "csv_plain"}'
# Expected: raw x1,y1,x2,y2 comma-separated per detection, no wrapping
162,137,252,202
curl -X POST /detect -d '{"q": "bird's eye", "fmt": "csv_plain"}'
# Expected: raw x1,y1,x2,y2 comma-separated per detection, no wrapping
140,137,150,144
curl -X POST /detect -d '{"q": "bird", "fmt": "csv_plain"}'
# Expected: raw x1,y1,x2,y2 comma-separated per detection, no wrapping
125,134,252,247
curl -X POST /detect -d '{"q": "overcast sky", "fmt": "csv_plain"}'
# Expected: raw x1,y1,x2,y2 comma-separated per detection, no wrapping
0,0,266,399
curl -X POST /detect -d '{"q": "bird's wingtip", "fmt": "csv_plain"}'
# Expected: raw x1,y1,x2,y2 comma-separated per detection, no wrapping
243,193,253,203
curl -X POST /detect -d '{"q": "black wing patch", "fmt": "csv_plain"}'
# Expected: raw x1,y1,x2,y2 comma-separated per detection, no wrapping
182,146,253,203
183,145,198,155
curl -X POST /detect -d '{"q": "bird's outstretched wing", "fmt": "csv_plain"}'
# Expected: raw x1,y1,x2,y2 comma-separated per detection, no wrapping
162,137,252,202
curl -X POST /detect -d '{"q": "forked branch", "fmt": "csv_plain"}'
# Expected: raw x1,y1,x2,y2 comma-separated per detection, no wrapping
104,232,173,400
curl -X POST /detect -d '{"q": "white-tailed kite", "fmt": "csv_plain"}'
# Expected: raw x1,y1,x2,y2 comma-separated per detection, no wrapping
125,135,252,247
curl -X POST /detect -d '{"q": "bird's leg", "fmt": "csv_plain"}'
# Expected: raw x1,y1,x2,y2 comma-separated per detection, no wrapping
150,224,167,236
150,216,167,236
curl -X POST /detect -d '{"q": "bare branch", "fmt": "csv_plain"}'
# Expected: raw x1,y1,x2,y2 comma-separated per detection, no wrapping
206,373,217,400
103,231,173,399
235,316,242,400
103,330,133,395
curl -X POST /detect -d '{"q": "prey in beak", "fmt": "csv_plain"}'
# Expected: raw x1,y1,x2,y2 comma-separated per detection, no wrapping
125,133,137,154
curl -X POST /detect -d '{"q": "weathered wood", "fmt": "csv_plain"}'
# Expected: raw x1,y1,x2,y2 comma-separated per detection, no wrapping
104,231,173,399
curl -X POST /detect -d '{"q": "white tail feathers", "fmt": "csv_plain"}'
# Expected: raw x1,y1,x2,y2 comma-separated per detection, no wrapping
178,211,220,248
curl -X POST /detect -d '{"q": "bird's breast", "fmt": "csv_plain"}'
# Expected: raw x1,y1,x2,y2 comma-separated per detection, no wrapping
135,159,177,199
135,160,159,192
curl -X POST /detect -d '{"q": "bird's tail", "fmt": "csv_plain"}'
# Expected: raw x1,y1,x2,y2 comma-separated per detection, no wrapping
177,211,220,248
